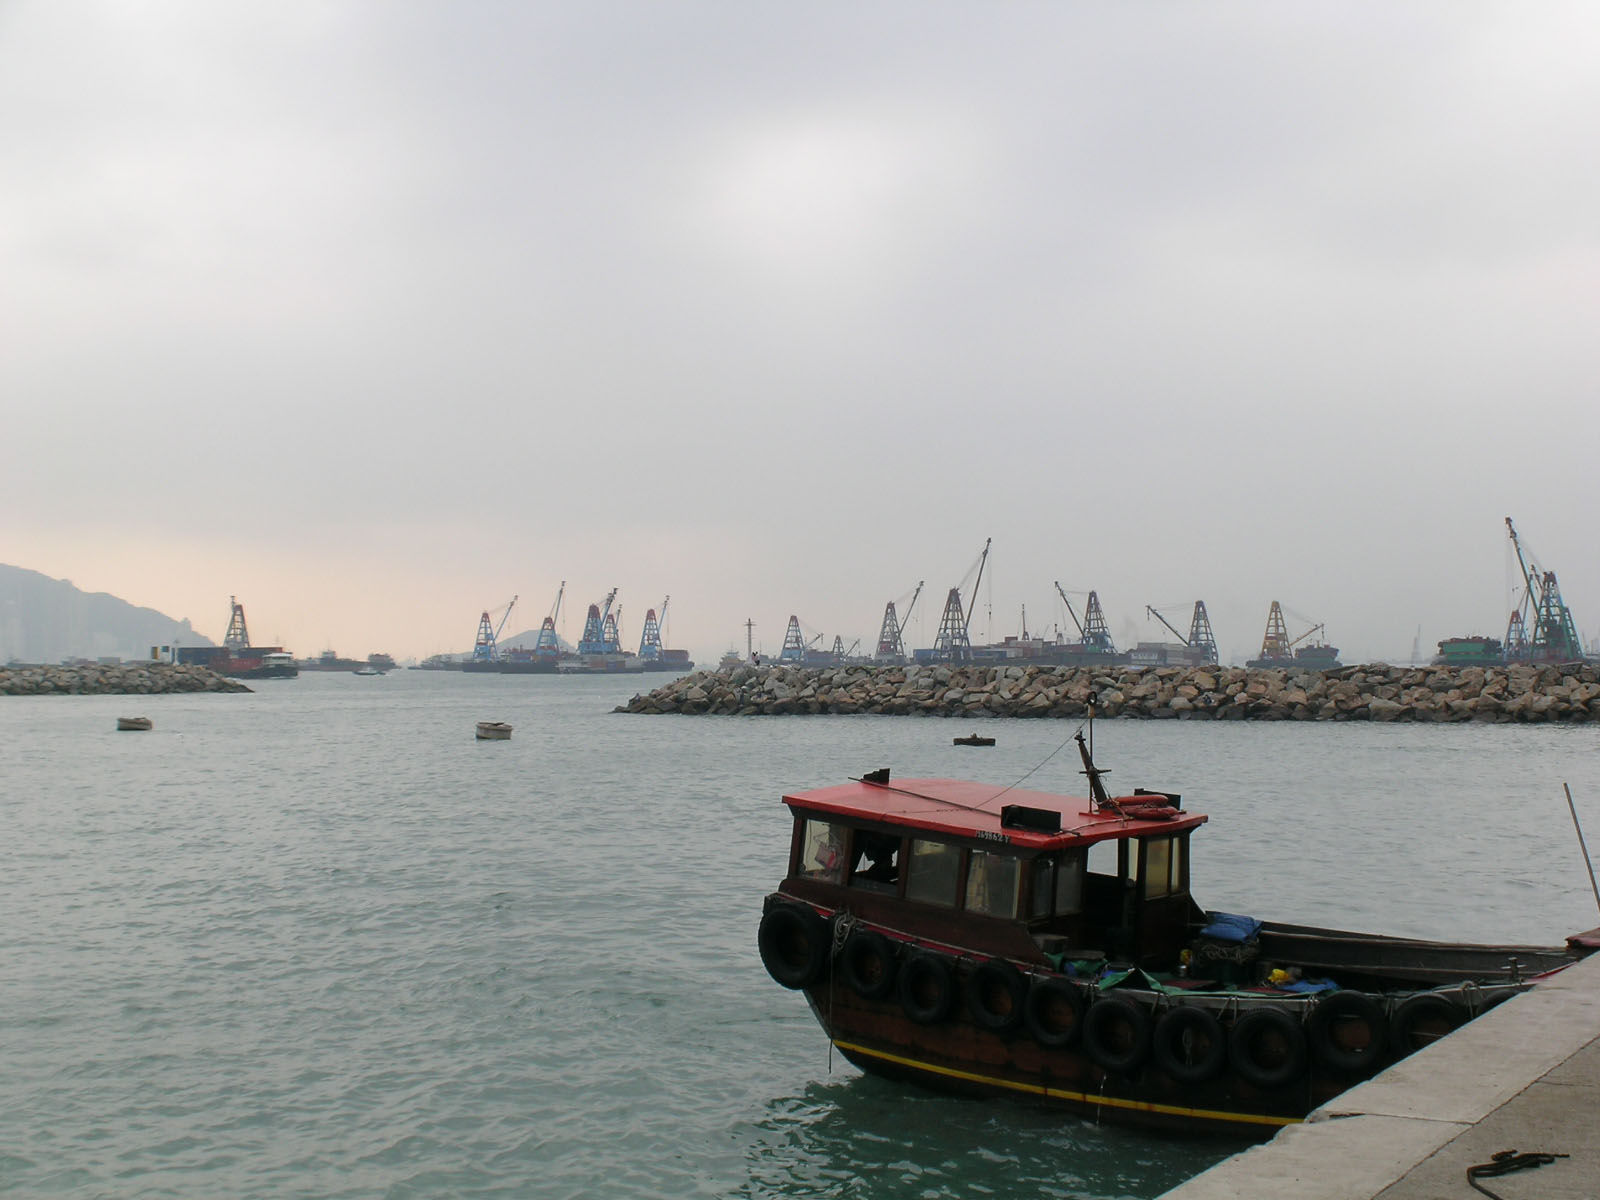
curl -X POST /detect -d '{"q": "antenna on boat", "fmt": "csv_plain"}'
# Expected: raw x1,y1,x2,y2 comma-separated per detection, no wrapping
1074,723,1123,816
1564,783,1600,917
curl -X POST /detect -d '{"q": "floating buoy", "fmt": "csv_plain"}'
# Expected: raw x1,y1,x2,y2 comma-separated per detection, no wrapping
117,716,154,732
475,721,512,740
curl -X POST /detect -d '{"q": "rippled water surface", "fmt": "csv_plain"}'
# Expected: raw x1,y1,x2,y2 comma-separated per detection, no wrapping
4,672,1598,1198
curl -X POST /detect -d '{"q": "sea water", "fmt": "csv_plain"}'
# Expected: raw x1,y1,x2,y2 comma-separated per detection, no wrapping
3,671,1597,1199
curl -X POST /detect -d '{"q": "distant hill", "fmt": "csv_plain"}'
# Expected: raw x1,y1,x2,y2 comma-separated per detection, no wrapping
0,565,214,664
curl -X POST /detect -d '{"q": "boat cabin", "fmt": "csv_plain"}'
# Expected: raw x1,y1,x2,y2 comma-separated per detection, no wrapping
778,765,1208,970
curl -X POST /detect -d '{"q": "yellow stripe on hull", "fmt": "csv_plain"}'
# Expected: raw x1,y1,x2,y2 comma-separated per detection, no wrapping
832,1038,1303,1131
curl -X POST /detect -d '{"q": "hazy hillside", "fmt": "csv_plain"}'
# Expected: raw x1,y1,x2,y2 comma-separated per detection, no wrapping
0,565,214,664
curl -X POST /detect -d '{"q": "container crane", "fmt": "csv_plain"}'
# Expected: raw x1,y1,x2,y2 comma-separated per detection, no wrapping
472,595,518,663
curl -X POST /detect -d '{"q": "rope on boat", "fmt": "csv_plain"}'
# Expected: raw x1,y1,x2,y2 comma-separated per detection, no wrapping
1466,1149,1568,1199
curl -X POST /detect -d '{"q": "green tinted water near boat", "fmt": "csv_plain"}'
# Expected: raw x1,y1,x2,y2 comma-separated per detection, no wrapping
2,672,1594,1197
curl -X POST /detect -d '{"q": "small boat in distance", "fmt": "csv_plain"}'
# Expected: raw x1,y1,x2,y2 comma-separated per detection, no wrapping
116,716,153,732
475,721,512,740
953,733,996,746
758,735,1598,1135
352,667,385,676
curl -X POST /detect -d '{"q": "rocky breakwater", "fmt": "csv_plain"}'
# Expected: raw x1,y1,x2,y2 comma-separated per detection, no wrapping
618,661,1600,722
0,662,251,696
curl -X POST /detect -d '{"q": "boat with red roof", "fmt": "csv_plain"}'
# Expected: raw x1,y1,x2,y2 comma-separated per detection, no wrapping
758,733,1598,1135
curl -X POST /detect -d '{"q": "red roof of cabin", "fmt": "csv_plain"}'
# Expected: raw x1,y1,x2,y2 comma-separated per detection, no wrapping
782,777,1208,850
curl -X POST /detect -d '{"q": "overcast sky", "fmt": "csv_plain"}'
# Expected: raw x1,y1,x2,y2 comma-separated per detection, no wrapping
4,3,1597,664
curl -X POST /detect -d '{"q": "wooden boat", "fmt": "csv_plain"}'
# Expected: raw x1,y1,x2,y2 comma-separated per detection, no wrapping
116,716,153,732
758,733,1597,1135
475,721,513,740
953,733,996,747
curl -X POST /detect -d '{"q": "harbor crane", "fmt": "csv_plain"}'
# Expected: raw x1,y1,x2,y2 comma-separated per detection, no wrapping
472,595,518,663
224,596,251,650
780,615,823,663
1054,582,1117,654
638,596,671,662
1504,517,1583,661
534,582,565,657
1145,601,1219,666
875,580,924,662
578,589,618,655
933,538,990,661
1255,601,1321,661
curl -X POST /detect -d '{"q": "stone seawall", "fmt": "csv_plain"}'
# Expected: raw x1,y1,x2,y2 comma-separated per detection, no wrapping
0,663,252,696
618,661,1600,722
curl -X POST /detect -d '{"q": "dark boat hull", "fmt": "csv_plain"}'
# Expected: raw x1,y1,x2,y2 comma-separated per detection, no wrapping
769,899,1570,1136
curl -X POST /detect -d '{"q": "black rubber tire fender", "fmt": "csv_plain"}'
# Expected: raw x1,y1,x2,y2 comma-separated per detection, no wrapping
1306,990,1388,1075
1081,995,1152,1075
1228,1006,1307,1090
964,958,1027,1033
1151,1005,1228,1085
1388,992,1468,1058
757,903,831,990
898,951,957,1025
840,929,899,1001
1023,975,1087,1049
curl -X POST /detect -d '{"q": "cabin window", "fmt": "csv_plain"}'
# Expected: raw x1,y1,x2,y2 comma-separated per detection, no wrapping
849,831,902,894
1029,857,1053,919
1088,839,1119,879
966,849,1021,919
1029,850,1086,919
1144,837,1172,897
1135,835,1185,897
1054,849,1086,913
799,819,847,883
904,839,961,908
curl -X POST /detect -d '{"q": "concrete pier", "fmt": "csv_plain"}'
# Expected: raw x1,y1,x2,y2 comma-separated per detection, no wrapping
1159,950,1600,1200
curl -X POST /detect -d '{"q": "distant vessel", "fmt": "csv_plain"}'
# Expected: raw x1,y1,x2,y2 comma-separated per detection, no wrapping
116,716,153,731
1432,636,1504,668
304,651,396,673
176,598,298,679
